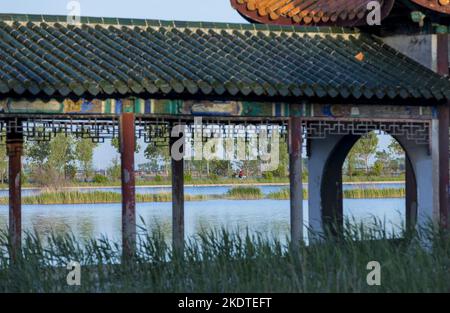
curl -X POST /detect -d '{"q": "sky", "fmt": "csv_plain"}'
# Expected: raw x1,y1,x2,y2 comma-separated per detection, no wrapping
0,0,247,23
1,0,247,169
1,1,390,169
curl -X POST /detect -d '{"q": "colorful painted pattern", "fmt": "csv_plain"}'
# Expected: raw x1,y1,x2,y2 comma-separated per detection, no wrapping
0,98,309,118
0,98,434,120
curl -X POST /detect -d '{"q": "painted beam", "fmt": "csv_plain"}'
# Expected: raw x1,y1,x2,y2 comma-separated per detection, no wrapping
120,113,136,260
0,98,437,119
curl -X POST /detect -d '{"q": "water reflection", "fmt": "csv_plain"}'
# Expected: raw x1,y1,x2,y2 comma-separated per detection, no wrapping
0,198,405,244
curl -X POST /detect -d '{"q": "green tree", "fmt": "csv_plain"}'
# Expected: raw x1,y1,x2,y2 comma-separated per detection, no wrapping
48,134,76,178
25,138,51,165
107,157,121,181
372,161,384,176
144,143,170,175
388,138,404,157
272,139,289,177
345,149,357,177
25,133,77,187
373,150,390,176
75,137,98,181
111,137,140,153
387,138,405,175
210,160,231,177
351,132,379,174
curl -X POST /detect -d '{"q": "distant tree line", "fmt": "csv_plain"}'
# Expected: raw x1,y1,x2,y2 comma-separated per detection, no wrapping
0,130,405,187
344,132,404,178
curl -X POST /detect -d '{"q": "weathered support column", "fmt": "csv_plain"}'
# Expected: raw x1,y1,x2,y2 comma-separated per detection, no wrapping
120,113,136,260
405,155,417,230
288,117,303,246
437,33,449,230
438,104,449,229
6,124,23,260
170,123,185,255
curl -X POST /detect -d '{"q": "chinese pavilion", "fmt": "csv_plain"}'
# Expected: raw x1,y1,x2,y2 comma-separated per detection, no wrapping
0,0,450,259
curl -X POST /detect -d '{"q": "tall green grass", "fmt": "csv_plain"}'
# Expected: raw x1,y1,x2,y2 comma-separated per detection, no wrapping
0,191,211,205
0,187,406,205
267,188,405,200
226,186,263,200
343,188,405,198
0,222,449,292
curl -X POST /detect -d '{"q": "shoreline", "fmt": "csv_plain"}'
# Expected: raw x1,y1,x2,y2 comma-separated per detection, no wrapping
0,188,406,205
0,180,405,191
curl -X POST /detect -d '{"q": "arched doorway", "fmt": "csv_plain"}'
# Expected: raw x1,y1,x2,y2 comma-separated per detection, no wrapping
307,123,434,240
319,132,416,236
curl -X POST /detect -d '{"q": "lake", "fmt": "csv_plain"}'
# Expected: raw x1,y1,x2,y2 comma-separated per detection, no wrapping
0,198,405,243
0,182,405,197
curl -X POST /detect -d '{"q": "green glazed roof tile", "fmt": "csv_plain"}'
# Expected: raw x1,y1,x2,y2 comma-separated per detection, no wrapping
0,13,449,101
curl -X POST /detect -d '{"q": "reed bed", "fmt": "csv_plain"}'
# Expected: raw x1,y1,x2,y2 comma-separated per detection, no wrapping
0,187,405,205
0,222,449,292
343,188,405,199
225,186,264,200
0,191,211,205
267,188,405,200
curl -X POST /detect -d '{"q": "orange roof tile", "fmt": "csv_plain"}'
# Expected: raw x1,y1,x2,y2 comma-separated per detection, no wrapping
231,0,450,26
412,0,450,14
231,0,395,26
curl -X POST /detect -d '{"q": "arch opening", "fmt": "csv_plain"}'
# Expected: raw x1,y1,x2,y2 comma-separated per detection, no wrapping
320,131,417,237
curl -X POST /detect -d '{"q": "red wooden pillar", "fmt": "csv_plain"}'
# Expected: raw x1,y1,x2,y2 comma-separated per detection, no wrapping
170,124,185,255
120,113,136,260
289,117,303,246
6,125,23,260
437,34,449,229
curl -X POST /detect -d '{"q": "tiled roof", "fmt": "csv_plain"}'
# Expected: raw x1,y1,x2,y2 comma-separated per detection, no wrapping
231,0,395,26
0,14,450,101
231,0,450,26
412,0,450,14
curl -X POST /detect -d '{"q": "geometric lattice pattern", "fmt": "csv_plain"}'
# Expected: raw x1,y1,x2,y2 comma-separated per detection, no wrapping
303,120,430,144
0,117,431,146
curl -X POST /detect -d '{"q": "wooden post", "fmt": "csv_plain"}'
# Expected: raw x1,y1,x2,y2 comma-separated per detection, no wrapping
170,123,185,255
120,113,136,260
289,117,303,247
437,33,449,229
6,124,23,261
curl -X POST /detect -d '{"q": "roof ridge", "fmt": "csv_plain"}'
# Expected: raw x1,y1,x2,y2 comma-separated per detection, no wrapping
0,13,359,34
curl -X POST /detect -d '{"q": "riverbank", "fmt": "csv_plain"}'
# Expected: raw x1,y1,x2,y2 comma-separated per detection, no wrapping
267,188,405,200
0,187,406,205
0,176,405,190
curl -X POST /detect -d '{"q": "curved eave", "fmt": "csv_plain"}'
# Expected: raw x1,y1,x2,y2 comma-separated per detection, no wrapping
411,0,450,14
230,0,395,27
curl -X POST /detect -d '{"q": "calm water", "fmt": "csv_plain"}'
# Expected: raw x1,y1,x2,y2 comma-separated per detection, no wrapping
0,182,405,197
0,198,405,243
